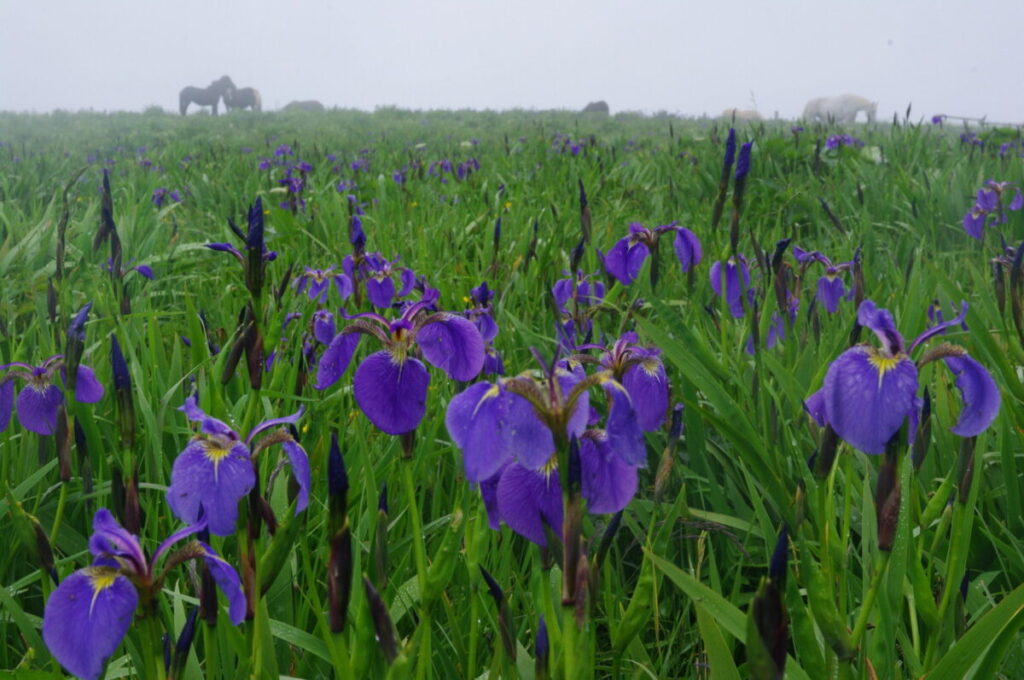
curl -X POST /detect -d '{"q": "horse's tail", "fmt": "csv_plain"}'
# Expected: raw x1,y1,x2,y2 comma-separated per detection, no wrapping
253,90,262,112
179,88,189,116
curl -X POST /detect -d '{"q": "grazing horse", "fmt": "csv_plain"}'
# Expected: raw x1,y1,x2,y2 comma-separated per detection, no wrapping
225,86,262,112
803,95,877,123
179,76,235,116
721,108,763,121
282,100,325,112
582,100,610,115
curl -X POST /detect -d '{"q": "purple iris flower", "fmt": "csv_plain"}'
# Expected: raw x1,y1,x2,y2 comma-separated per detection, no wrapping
805,300,1000,454
313,309,337,345
602,222,702,285
167,396,311,535
463,282,504,375
294,267,353,304
553,270,605,314
595,332,669,432
446,356,644,545
356,253,416,309
42,509,244,680
1,356,104,435
316,294,485,435
792,246,854,313
824,135,864,151
709,255,752,318
931,115,945,124
151,187,182,208
963,180,1023,239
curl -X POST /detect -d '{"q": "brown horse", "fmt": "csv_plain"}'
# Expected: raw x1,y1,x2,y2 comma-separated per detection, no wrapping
225,86,262,112
179,76,235,116
582,100,610,115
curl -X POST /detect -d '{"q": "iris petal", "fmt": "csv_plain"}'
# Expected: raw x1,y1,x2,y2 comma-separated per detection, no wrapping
816,276,845,314
822,346,919,454
281,440,312,513
167,440,255,535
353,351,430,434
944,355,1000,437
0,379,13,432
603,380,647,466
366,277,396,308
74,365,105,403
622,352,669,431
446,382,511,482
479,464,507,531
417,314,485,381
88,509,147,573
178,395,237,439
315,332,360,389
43,568,137,680
15,382,63,435
673,227,702,273
199,542,247,625
580,432,638,513
495,463,563,546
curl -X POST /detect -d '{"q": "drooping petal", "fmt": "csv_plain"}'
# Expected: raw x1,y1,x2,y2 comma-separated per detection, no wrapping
580,431,638,514
43,568,137,680
313,310,336,345
557,364,590,439
417,314,485,381
366,277,396,308
944,355,1000,437
803,388,827,427
604,237,647,285
16,382,63,435
822,346,919,454
74,365,105,403
397,268,417,298
315,332,361,389
816,276,846,314
602,379,647,466
166,440,255,535
333,273,354,301
621,351,669,431
479,464,507,531
87,508,147,574
0,379,13,432
198,542,247,625
962,210,986,239
475,312,499,343
447,382,553,479
495,463,563,546
281,440,311,513
673,227,702,273
552,278,573,312
353,352,430,435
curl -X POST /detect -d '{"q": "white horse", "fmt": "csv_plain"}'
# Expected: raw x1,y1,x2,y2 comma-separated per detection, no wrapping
803,95,877,123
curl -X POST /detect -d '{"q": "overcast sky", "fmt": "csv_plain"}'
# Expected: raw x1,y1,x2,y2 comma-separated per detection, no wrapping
1,0,1021,122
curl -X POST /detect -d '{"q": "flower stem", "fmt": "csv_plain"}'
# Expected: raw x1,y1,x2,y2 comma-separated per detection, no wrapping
401,457,430,676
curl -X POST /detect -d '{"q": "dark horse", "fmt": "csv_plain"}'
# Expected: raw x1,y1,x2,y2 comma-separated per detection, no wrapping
283,100,325,112
582,100,610,115
225,86,262,112
179,76,235,116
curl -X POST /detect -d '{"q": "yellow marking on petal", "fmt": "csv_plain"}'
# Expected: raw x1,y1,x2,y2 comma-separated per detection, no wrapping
88,569,119,617
541,456,559,489
641,358,661,376
204,445,232,482
868,353,904,387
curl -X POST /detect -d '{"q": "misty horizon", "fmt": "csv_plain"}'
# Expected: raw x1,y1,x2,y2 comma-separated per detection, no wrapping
2,0,1022,124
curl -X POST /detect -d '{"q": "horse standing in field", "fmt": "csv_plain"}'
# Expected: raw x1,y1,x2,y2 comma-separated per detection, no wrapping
803,94,877,123
179,76,235,116
283,100,326,112
225,86,262,112
582,100,610,115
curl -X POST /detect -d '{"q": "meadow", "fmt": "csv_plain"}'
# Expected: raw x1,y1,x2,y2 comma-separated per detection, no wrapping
0,107,1022,679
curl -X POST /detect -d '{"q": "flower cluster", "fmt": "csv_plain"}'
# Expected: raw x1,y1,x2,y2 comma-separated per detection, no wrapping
824,134,864,151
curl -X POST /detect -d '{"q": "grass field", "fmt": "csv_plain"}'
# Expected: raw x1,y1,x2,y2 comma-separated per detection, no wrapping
1,108,1022,679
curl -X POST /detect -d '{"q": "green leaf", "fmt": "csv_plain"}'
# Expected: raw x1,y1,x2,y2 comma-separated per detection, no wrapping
927,582,1024,680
